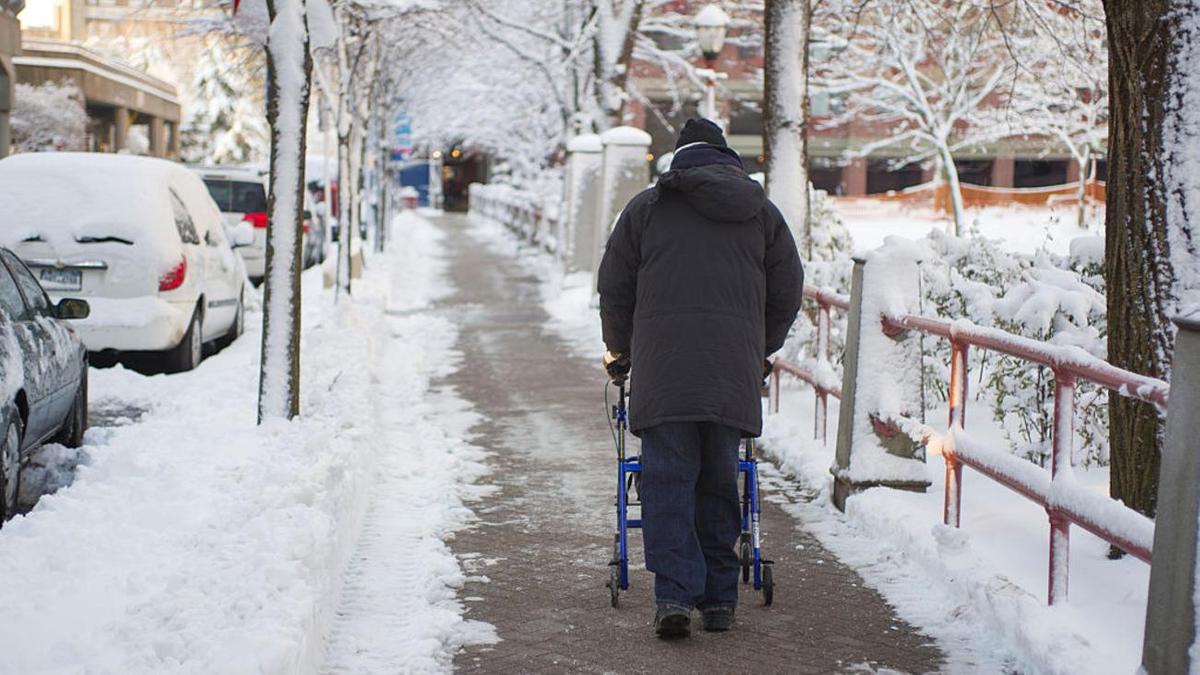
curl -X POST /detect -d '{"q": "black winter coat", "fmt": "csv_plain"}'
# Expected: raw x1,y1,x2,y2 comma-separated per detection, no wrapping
597,162,804,437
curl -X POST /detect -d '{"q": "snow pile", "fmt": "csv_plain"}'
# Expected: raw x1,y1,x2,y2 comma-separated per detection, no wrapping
0,212,491,673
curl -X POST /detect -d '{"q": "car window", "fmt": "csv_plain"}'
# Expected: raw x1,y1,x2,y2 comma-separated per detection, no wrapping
0,263,25,320
2,251,51,318
170,190,201,245
231,181,267,213
202,179,233,211
202,179,267,213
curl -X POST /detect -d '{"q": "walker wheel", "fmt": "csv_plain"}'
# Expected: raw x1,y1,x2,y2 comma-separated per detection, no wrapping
739,536,752,584
762,562,774,606
608,564,620,607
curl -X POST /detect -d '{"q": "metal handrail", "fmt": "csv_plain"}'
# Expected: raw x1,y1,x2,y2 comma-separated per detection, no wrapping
769,274,1168,605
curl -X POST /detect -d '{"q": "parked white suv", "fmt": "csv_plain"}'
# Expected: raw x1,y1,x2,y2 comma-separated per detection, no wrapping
0,153,249,372
193,166,319,282
192,166,270,283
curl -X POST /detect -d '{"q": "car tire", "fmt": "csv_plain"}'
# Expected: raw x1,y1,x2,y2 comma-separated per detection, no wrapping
166,308,203,373
0,410,23,523
54,370,87,448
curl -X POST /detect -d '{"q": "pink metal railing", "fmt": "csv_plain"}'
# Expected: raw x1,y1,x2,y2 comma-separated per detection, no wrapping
883,312,1165,603
770,281,1169,605
769,285,850,444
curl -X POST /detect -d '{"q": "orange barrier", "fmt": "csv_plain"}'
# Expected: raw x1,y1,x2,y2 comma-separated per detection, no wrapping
834,179,1106,212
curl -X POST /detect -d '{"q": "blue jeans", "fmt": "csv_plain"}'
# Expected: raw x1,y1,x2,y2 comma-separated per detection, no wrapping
640,421,742,611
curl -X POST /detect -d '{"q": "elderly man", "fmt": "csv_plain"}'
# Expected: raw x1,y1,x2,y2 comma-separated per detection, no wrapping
598,118,804,639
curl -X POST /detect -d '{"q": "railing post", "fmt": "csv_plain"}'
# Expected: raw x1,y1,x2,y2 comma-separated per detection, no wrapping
815,300,831,444
944,340,967,528
595,127,651,286
831,255,930,512
1142,316,1200,674
563,134,603,274
1047,371,1075,606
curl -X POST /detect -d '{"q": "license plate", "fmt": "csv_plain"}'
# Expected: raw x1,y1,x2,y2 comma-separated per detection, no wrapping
39,268,82,292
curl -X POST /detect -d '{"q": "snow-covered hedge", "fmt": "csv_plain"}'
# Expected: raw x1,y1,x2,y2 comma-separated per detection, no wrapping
783,207,1112,467
10,82,88,153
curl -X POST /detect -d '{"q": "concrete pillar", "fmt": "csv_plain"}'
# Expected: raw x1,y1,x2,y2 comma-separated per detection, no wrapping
113,107,129,153
594,126,652,278
991,156,1015,188
168,122,180,158
148,117,165,157
843,157,867,196
1141,316,1200,674
564,133,603,274
831,253,930,512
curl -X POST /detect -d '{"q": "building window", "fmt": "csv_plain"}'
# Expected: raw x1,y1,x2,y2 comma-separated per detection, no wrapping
867,159,923,194
956,159,993,187
1014,159,1070,188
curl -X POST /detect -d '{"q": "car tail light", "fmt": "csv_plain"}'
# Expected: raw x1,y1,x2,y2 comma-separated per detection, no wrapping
242,212,269,229
303,219,311,235
159,257,187,291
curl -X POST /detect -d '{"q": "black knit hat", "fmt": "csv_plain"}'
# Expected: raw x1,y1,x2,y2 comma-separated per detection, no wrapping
674,118,727,150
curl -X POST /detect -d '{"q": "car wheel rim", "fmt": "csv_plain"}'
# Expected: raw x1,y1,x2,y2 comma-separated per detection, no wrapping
3,424,18,511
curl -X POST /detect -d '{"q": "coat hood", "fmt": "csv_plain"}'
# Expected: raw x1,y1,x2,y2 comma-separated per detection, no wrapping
657,162,766,224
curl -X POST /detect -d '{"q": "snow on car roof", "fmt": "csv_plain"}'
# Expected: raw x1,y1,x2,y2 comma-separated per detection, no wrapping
0,153,189,262
189,164,267,183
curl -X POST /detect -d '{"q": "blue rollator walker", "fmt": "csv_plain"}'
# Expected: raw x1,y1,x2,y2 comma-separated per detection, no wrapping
605,378,775,608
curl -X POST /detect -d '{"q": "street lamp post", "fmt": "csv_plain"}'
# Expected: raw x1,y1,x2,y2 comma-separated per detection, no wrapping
694,4,731,129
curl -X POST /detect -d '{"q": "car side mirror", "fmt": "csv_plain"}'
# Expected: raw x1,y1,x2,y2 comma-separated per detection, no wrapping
229,221,256,248
56,298,90,320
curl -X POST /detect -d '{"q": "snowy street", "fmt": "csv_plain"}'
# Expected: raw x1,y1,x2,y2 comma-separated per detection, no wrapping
0,213,492,673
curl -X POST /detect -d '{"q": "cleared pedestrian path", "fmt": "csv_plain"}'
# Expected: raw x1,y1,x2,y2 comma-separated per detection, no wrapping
433,212,945,674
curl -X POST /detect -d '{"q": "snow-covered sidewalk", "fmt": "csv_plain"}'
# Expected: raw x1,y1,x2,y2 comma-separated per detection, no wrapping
469,207,1149,674
0,212,492,673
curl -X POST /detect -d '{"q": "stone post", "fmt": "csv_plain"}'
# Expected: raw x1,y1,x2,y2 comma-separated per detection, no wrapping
594,127,651,280
1141,316,1200,674
113,106,129,153
831,253,930,512
149,116,165,157
564,133,603,274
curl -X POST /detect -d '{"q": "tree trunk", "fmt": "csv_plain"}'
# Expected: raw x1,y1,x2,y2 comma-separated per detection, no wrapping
1102,0,1175,519
763,0,811,254
258,0,311,422
593,0,646,129
336,132,352,297
939,147,966,237
1075,150,1090,230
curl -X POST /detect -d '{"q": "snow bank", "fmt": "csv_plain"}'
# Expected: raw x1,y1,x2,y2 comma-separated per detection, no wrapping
0,212,490,673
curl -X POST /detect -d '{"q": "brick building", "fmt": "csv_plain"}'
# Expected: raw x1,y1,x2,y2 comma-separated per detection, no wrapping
626,1,1089,196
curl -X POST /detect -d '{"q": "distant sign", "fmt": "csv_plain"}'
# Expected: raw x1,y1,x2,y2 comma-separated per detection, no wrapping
391,112,413,162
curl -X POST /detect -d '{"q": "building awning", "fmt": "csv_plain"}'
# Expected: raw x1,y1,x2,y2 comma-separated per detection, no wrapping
14,38,179,123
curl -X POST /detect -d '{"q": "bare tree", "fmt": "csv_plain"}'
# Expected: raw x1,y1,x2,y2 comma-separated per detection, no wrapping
257,0,312,421
763,0,811,251
813,0,1013,235
1006,0,1108,229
